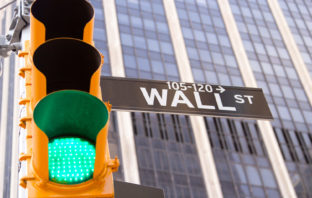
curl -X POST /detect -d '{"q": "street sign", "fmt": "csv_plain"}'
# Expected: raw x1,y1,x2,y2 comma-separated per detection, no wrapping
114,181,164,198
101,77,273,120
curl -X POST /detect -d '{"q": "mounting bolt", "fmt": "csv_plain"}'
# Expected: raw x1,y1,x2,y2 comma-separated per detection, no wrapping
24,8,29,15
6,34,11,41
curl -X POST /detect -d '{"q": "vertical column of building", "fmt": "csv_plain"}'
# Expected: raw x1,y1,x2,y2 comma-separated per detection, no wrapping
268,1,312,197
113,1,209,197
102,0,140,184
163,1,223,198
268,0,312,105
217,0,297,198
0,7,12,197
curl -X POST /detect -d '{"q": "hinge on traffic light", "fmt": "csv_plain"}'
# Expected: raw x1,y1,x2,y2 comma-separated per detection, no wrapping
19,116,32,129
20,176,36,188
18,47,32,78
19,152,32,161
107,156,120,173
105,101,112,112
18,50,28,57
18,66,31,78
19,98,30,105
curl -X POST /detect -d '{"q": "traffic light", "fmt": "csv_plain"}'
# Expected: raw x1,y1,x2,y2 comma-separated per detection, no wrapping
18,0,119,197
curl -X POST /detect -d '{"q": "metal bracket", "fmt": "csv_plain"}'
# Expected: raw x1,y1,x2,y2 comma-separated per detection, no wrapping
19,152,31,161
18,66,31,78
19,116,32,129
0,0,33,57
18,98,30,105
20,175,35,188
107,156,120,173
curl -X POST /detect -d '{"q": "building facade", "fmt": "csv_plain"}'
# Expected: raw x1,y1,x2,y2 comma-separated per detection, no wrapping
0,0,312,197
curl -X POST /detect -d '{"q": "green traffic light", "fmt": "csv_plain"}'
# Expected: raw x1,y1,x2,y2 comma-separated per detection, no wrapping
33,90,109,184
48,137,95,184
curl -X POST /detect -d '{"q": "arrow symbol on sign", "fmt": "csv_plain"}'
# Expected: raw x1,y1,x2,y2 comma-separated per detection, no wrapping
216,86,225,93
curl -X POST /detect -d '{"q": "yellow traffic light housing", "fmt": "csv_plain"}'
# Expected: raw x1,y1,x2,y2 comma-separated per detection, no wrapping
30,0,94,51
18,0,119,197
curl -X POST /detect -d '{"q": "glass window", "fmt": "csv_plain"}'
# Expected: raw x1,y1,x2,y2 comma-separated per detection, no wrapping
177,9,188,20
285,68,298,79
206,32,218,45
267,189,281,198
272,64,286,77
277,106,292,120
200,14,212,25
144,19,156,30
247,24,259,35
281,86,294,99
192,68,205,82
218,35,231,47
152,3,164,15
205,71,218,84
212,17,224,28
277,47,289,59
246,166,262,186
166,63,179,76
151,60,164,74
260,168,277,188
194,30,206,42
294,88,307,101
289,108,304,123
261,62,274,74
118,13,129,24
251,186,265,198
224,55,237,68
239,184,250,196
269,84,282,96
134,36,147,49
131,16,143,28
141,1,152,12
156,22,169,33
187,47,199,60
198,50,211,62
137,58,150,71
147,39,160,52
249,60,261,72
182,27,194,39
189,11,201,22
160,42,173,55
120,33,133,46
269,29,281,40
265,45,278,56
232,164,247,184
301,52,312,64
124,54,136,68
237,22,248,33
303,111,312,124
211,53,225,65
218,73,231,85
254,43,266,54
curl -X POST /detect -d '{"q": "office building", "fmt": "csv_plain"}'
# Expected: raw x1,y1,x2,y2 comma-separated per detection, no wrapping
0,0,311,197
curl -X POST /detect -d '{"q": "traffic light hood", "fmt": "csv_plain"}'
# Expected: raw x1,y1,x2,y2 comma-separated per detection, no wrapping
33,90,109,142
31,0,94,41
33,38,102,94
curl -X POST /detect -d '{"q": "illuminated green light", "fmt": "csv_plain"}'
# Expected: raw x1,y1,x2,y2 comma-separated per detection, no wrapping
48,137,95,184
